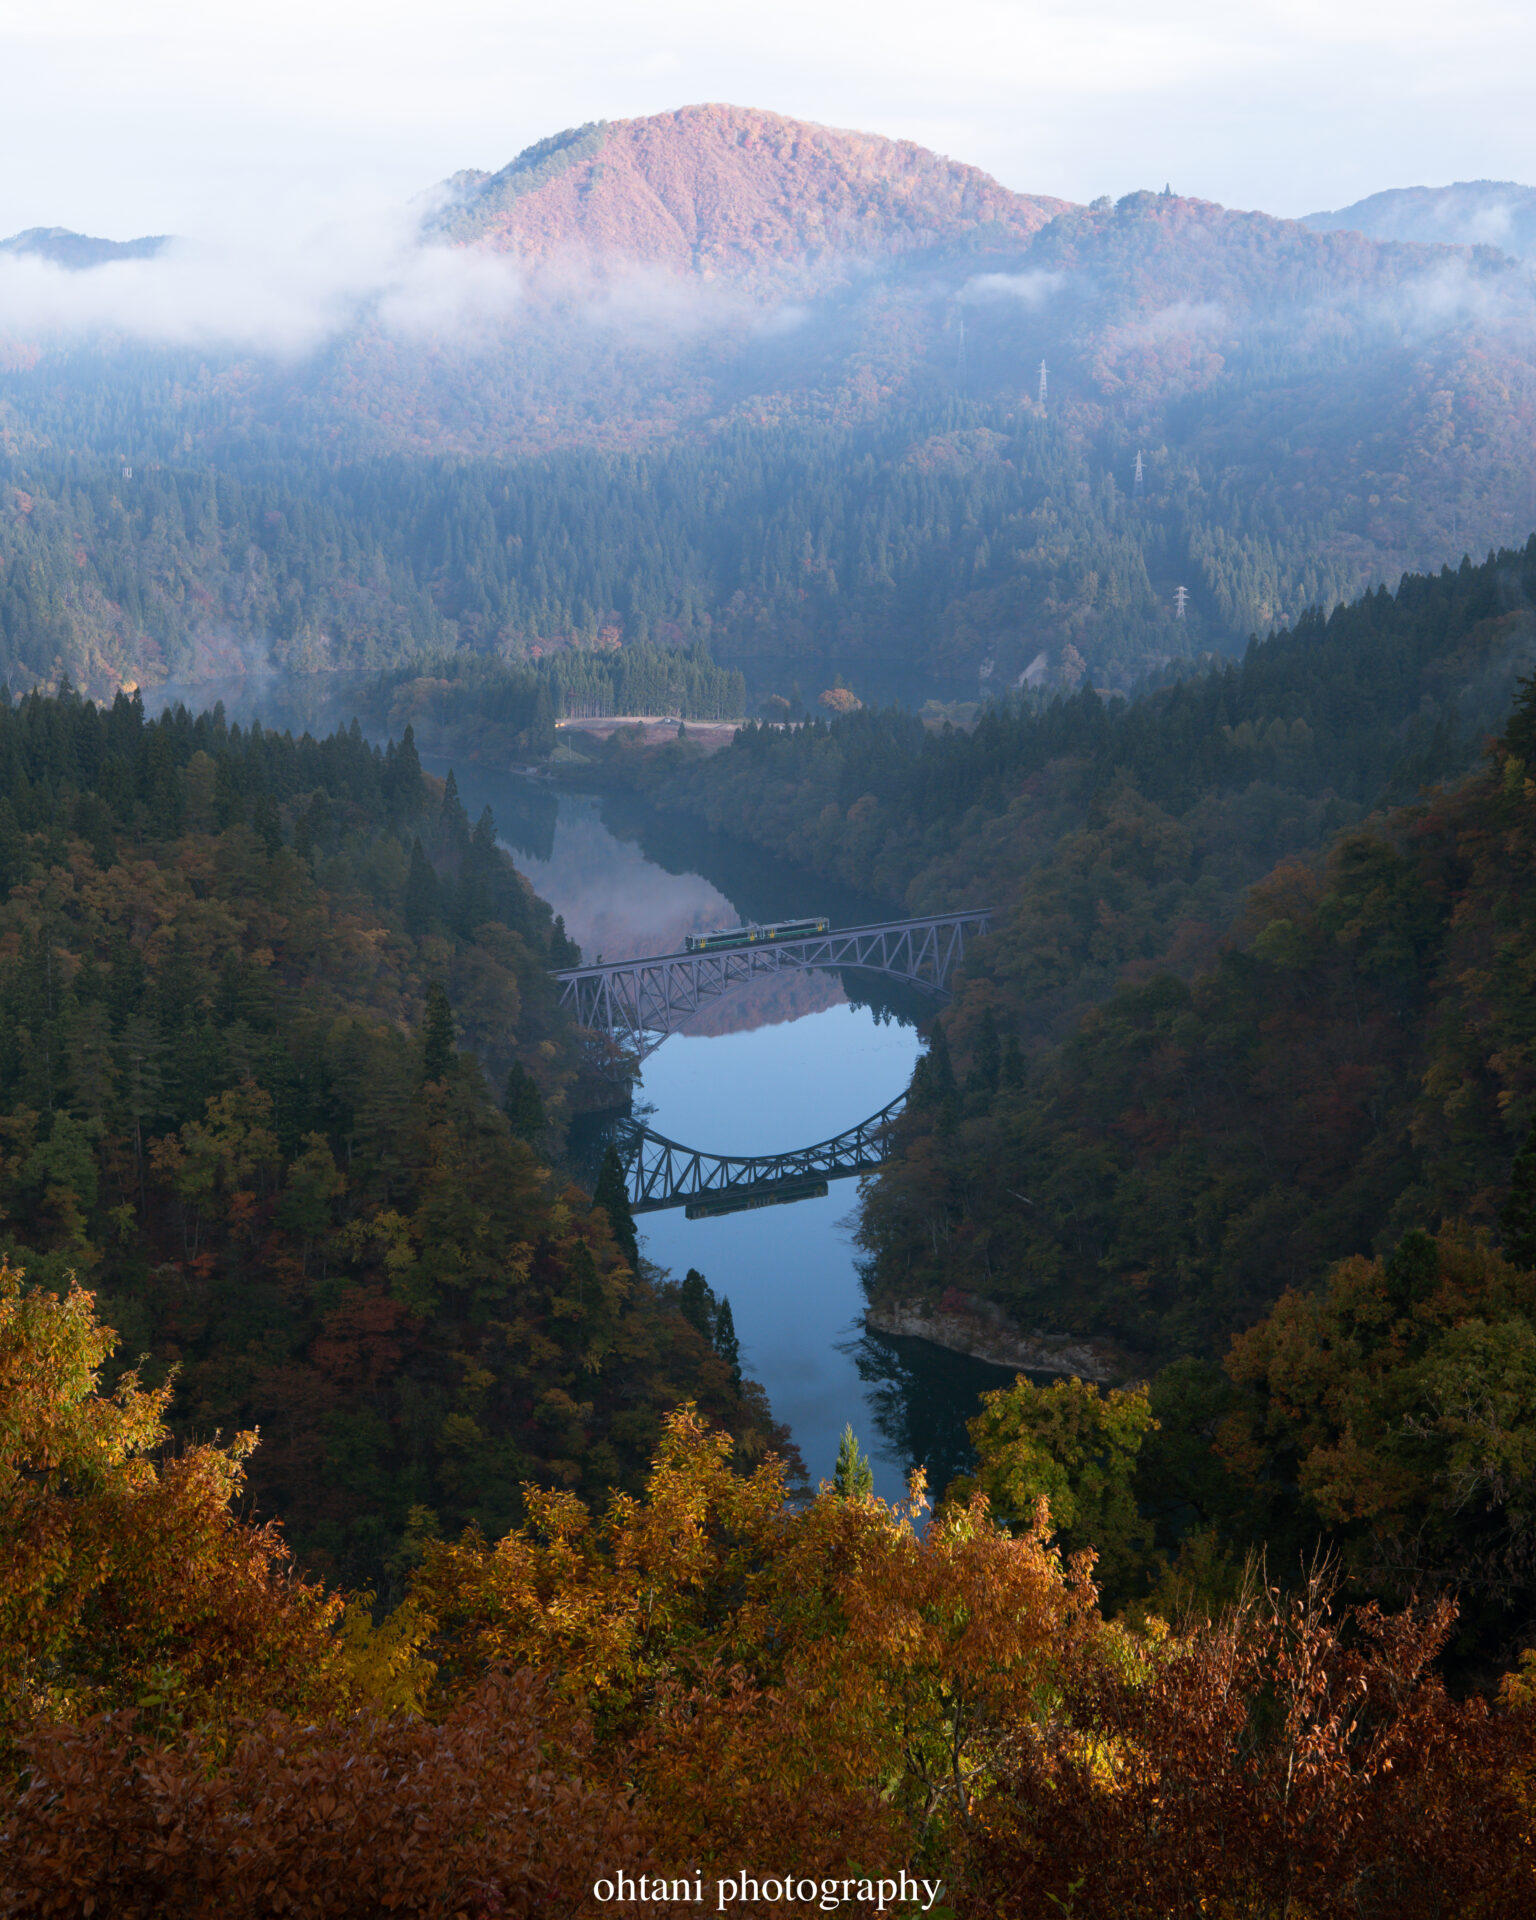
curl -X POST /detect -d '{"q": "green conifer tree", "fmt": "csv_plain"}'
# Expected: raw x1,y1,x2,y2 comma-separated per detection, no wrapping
420,982,455,1086
1001,1032,1025,1092
390,723,427,817
549,914,581,968
440,770,471,855
833,1424,874,1500
968,1007,1001,1099
252,792,282,857
594,1145,640,1270
678,1267,716,1340
910,1020,958,1113
502,1061,545,1145
404,837,440,938
713,1294,741,1388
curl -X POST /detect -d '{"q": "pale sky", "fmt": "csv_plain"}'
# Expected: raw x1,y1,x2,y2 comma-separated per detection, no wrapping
3,0,1534,241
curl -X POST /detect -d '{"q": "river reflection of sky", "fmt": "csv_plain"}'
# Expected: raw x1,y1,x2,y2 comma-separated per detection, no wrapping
509,793,737,963
474,774,1007,1502
638,1006,923,1498
138,710,1012,1498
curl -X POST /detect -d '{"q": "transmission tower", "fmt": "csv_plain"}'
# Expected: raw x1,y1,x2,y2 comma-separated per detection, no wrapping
1038,359,1048,409
1133,450,1144,496
1173,585,1189,620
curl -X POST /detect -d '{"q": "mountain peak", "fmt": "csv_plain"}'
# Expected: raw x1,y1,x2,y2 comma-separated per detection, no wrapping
429,105,1072,281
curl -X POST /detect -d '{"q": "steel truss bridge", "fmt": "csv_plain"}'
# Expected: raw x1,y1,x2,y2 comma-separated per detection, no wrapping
555,909,993,1060
619,1095,905,1218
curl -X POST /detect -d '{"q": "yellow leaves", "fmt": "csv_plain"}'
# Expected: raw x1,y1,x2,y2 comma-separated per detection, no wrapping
332,1596,435,1716
408,1402,1086,1854
0,1261,384,1729
339,1208,418,1277
0,1260,171,1489
150,1080,282,1220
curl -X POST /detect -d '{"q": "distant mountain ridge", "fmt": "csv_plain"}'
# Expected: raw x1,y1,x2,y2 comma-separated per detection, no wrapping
426,104,1070,284
1303,180,1536,258
0,226,169,269
5,109,1536,703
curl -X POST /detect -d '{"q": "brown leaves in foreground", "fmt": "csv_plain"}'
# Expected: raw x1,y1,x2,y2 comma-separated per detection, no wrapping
972,1574,1536,1920
0,1670,674,1920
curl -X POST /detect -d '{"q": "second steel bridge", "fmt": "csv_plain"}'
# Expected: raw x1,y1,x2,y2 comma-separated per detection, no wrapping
620,1095,905,1218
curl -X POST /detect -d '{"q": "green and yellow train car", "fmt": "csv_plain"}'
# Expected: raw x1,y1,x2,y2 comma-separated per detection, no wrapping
684,917,828,954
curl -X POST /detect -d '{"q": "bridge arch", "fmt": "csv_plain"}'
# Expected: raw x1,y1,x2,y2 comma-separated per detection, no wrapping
619,1094,905,1218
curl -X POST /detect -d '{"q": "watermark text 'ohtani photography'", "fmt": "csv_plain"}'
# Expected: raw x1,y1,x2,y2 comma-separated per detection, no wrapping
590,1870,948,1912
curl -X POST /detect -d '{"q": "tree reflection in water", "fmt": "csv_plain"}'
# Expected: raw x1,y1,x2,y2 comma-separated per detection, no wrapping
840,1327,1020,1500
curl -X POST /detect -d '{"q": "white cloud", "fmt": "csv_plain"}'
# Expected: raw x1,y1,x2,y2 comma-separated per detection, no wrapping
1115,299,1229,344
0,207,525,355
1371,257,1536,337
0,200,796,359
961,270,1068,309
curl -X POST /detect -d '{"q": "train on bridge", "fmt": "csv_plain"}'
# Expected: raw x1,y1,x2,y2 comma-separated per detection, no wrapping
556,906,993,1062
684,916,828,953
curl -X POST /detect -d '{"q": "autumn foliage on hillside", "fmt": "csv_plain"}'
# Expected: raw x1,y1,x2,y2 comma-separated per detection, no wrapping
0,688,774,1593
0,1267,1533,1917
429,105,1069,283
842,562,1536,1360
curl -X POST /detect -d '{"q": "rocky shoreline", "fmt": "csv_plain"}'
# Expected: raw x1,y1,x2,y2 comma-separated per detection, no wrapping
864,1294,1118,1382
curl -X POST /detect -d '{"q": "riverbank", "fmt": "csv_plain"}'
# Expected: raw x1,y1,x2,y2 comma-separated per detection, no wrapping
557,716,741,751
864,1292,1120,1383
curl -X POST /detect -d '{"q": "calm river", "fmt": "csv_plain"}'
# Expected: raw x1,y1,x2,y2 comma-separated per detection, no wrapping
156,669,1010,1499
454,769,1013,1500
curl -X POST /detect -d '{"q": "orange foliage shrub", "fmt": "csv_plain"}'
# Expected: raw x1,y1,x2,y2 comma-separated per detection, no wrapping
1,1671,664,1920
6,1277,1535,1919
971,1574,1536,1918
0,1262,349,1731
415,1409,1089,1881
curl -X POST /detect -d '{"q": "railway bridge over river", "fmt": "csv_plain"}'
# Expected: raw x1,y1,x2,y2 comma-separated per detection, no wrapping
554,909,992,1061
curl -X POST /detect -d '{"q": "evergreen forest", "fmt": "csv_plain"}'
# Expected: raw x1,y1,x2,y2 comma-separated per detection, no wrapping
0,687,776,1595
0,402,1448,706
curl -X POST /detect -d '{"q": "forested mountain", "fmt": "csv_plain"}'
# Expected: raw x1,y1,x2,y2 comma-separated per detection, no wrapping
608,542,1536,1350
4,650,1536,1918
4,109,1536,701
427,106,1068,283
580,540,1536,1670
622,540,1536,1029
1304,179,1536,256
0,685,775,1593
